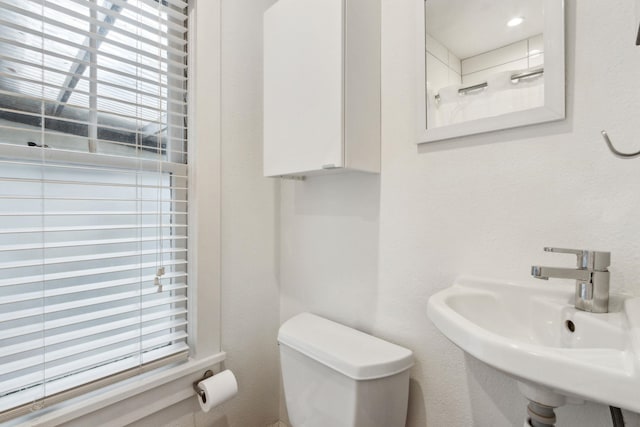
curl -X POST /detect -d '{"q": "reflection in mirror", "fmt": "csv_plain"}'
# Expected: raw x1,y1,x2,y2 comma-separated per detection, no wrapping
425,0,546,129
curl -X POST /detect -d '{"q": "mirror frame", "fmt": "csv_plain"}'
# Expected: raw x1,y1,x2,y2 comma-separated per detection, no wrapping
416,0,565,144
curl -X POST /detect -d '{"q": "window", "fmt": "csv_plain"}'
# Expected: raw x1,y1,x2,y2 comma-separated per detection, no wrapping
0,0,189,421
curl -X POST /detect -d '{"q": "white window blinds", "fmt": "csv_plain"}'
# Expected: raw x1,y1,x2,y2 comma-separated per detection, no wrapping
0,0,189,420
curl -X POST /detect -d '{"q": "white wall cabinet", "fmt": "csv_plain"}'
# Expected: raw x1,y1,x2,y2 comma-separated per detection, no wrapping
263,0,380,178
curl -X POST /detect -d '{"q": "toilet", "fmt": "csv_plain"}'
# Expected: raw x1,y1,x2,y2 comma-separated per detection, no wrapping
278,313,414,427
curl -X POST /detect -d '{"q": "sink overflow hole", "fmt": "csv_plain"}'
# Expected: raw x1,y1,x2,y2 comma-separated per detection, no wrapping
565,320,575,333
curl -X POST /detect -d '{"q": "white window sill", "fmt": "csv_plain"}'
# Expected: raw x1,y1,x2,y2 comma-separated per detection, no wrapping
9,352,226,427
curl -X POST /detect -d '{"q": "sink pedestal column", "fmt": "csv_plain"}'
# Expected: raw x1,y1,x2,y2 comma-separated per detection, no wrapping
518,381,570,427
526,400,556,427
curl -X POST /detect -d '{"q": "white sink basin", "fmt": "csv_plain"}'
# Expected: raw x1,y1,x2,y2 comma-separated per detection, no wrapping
427,277,640,412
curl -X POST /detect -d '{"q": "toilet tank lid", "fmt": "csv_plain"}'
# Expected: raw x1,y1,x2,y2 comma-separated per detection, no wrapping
278,313,414,380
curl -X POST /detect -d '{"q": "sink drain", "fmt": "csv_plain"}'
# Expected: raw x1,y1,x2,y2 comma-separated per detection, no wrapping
565,320,575,333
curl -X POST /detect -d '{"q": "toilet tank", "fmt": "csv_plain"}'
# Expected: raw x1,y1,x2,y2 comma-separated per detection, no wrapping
278,313,413,427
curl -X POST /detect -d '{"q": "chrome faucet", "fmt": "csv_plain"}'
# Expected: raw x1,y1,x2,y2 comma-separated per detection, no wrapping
531,247,611,313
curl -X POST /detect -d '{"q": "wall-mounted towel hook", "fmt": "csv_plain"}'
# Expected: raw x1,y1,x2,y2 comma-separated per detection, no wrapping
601,130,640,158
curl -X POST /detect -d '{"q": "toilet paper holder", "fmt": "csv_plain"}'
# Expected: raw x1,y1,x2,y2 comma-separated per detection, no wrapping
193,370,214,403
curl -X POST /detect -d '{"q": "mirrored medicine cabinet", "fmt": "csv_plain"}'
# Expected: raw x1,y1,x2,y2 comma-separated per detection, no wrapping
416,0,566,143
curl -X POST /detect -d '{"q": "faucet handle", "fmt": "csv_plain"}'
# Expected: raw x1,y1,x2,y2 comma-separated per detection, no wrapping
543,247,610,271
544,247,583,255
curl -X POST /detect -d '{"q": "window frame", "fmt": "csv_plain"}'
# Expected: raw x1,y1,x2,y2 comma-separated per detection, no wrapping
5,0,222,424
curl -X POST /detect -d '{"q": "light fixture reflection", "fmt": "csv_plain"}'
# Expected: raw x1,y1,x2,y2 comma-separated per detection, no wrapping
507,16,524,27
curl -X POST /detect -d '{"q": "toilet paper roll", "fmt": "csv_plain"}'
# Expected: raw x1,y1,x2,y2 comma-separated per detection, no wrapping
196,369,238,412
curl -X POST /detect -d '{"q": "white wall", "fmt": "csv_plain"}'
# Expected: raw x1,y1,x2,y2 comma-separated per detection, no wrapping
216,0,280,424
280,1,640,426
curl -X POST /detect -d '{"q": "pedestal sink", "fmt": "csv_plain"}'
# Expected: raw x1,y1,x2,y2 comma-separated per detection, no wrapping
427,277,640,413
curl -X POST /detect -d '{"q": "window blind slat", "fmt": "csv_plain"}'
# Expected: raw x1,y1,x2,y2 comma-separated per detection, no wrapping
0,18,188,73
0,74,187,115
0,295,187,341
0,39,183,89
107,0,188,24
0,316,187,361
63,0,188,40
0,1,187,60
2,292,188,326
0,248,186,270
0,333,189,393
0,57,187,103
0,78,186,117
0,104,186,138
0,259,187,287
0,145,189,175
1,278,187,306
0,195,188,203
48,308,187,346
46,331,188,381
50,344,190,396
3,309,187,366
45,308,187,347
0,235,188,252
47,321,188,366
0,211,188,217
0,224,188,235
0,125,188,153
0,177,187,191
39,0,188,53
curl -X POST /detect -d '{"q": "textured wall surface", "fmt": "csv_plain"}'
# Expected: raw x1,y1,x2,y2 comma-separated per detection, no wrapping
279,0,640,426
216,0,281,424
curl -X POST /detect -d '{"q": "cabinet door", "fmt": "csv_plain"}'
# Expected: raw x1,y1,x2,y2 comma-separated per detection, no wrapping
264,0,344,177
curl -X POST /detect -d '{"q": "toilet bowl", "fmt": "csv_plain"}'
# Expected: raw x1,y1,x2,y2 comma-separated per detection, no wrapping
278,313,413,427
